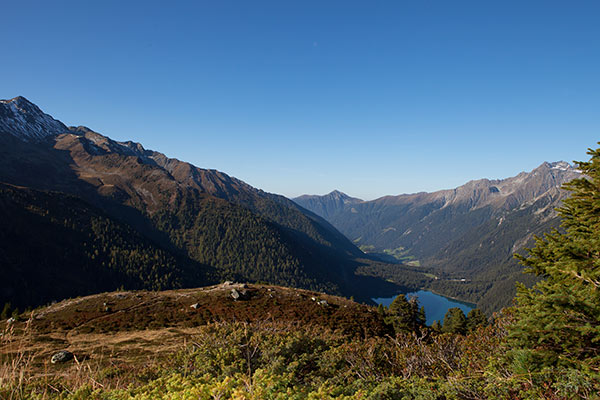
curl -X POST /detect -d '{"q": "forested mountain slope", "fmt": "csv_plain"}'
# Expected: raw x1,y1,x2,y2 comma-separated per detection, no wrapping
0,183,217,308
0,97,373,309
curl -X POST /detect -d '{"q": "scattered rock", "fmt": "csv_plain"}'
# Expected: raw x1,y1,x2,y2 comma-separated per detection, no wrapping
231,289,249,301
317,300,329,307
51,350,74,364
6,317,15,325
311,297,317,302
190,303,200,309
223,281,233,286
241,283,248,289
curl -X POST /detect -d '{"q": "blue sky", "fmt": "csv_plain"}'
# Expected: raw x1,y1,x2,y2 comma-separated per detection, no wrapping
3,1,599,200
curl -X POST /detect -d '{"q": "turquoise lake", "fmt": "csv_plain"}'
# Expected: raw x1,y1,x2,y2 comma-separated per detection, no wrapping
372,290,475,326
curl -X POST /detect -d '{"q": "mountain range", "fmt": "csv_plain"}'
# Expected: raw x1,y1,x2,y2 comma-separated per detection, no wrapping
294,162,580,313
0,96,389,310
0,96,581,315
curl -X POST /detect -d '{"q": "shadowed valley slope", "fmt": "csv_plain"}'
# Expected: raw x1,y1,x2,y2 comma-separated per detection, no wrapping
0,97,396,309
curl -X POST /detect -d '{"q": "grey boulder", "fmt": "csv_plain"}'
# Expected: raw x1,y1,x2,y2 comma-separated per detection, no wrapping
51,350,74,364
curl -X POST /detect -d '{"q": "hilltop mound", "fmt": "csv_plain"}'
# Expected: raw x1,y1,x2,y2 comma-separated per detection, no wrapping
1,283,389,375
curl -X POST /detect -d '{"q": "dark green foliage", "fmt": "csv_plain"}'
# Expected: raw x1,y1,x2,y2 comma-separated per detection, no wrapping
430,320,442,332
353,201,556,315
385,294,426,333
442,307,466,334
418,305,426,327
424,201,557,314
152,191,355,295
466,308,487,332
0,183,215,309
508,145,600,374
354,261,434,292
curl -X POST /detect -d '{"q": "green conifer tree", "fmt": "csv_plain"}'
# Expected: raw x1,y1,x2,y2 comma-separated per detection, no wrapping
508,146,600,374
386,294,412,332
442,307,467,334
466,309,487,332
386,294,425,333
417,305,426,327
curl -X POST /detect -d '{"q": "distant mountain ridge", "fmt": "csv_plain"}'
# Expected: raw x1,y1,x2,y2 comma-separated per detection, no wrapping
294,161,578,254
2,96,577,314
294,190,363,220
294,161,580,313
0,96,373,309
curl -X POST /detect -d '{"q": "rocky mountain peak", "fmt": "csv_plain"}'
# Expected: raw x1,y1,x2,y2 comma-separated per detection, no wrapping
293,190,363,219
328,190,349,199
0,96,68,141
296,190,363,204
548,161,574,171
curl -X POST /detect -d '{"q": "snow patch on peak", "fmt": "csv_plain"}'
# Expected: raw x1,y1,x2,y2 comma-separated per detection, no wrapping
0,96,68,141
550,161,571,171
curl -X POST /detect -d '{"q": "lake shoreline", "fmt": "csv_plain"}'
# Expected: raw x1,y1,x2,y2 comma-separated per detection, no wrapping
372,289,475,326
419,287,477,308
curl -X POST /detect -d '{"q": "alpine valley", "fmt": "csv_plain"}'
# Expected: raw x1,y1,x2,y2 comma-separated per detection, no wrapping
2,96,599,399
0,96,580,316
295,161,580,314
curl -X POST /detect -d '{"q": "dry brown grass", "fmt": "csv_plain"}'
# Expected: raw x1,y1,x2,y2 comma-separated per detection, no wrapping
0,320,197,397
1,313,38,399
0,283,388,397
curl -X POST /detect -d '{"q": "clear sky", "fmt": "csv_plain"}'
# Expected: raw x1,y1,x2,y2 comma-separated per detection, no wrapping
3,1,599,200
